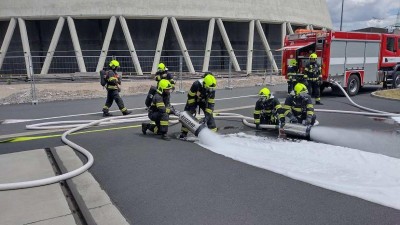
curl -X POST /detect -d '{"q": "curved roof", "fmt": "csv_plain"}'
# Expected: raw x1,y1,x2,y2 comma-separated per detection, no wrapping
0,0,332,28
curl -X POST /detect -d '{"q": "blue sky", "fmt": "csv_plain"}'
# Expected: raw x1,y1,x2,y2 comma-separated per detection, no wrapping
326,0,399,31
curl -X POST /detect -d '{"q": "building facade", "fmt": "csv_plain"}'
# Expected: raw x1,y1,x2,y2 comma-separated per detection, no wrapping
0,0,332,76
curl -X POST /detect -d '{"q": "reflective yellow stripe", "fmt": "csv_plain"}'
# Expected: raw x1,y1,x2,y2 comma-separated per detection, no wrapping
156,103,165,107
207,99,215,104
264,110,271,113
188,99,196,104
292,107,302,112
205,108,213,114
254,110,261,115
254,119,260,123
154,127,158,133
316,97,321,101
121,108,127,112
306,104,314,108
150,121,156,125
283,110,290,116
160,121,169,126
166,108,171,113
210,128,218,132
275,105,282,109
278,114,285,119
108,77,117,81
181,127,189,132
307,111,314,115
103,106,109,109
188,91,196,97
283,105,291,110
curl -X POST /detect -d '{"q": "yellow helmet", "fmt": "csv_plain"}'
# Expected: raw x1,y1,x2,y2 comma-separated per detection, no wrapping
309,53,318,59
203,74,217,89
294,83,308,96
158,79,172,93
157,63,166,71
289,59,297,66
258,88,271,99
109,60,120,69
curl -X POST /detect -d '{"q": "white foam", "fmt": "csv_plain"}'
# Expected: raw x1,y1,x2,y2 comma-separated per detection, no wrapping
392,117,400,124
197,129,400,210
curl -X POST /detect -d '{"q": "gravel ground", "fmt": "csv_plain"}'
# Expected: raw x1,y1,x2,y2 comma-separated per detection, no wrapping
0,75,286,105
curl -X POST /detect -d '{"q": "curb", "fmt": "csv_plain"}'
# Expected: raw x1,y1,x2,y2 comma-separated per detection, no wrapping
370,90,400,102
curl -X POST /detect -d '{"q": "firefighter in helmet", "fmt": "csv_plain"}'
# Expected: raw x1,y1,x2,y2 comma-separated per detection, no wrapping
287,59,308,94
145,62,175,109
254,87,285,129
282,83,316,126
304,53,323,105
179,73,217,139
142,79,176,141
102,60,132,117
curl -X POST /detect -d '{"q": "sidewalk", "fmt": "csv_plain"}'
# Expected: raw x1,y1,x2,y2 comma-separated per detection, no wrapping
0,146,129,225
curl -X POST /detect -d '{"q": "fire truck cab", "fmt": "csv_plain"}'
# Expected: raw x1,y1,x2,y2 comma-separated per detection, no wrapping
280,30,400,96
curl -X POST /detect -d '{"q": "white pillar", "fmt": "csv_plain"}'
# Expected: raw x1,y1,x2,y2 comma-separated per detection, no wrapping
151,17,168,75
322,27,327,31
310,25,314,31
170,17,195,74
41,17,65,74
246,20,255,75
255,20,278,72
18,18,33,78
216,18,241,71
0,18,16,71
202,18,215,72
67,16,86,72
119,16,143,75
96,16,116,72
287,22,294,34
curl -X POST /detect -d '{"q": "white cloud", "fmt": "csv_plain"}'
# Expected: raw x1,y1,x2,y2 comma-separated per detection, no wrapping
326,0,399,31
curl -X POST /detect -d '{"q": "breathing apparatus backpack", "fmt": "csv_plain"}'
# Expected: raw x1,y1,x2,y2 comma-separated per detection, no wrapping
145,85,157,107
99,70,107,86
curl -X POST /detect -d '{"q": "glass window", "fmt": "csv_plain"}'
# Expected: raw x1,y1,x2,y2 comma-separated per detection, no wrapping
386,37,395,52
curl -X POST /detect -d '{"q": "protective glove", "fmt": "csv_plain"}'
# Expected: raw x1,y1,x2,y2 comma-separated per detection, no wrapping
289,117,298,124
169,106,176,115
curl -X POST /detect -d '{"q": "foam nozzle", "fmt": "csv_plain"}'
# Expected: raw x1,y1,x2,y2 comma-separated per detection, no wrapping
178,111,207,136
283,123,312,139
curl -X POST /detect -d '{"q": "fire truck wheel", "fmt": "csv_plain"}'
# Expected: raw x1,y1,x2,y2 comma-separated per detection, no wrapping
393,71,400,89
347,74,360,96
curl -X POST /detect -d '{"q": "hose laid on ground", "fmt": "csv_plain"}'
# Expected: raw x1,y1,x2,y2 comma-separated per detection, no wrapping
1,83,398,191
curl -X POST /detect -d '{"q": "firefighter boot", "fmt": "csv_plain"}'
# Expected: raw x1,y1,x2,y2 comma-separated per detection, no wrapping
102,109,113,117
122,110,132,115
161,133,171,141
178,132,187,140
315,101,323,105
142,123,149,135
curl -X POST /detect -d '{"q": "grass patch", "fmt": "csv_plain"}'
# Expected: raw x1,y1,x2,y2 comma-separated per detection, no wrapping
374,89,400,100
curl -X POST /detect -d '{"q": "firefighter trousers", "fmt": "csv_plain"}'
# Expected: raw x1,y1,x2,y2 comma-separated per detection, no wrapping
102,89,128,113
148,111,169,135
293,113,316,125
181,102,216,134
307,80,321,102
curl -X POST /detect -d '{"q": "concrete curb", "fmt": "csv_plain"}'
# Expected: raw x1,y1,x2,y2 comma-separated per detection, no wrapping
370,90,400,102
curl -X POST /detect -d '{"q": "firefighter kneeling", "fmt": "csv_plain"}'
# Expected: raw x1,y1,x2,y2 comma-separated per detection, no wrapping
254,88,285,130
282,83,316,127
142,79,175,141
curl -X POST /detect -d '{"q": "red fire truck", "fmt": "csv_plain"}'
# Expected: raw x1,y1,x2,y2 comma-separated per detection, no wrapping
280,30,400,95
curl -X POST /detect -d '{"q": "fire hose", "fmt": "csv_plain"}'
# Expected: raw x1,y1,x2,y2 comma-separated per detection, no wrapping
0,82,399,191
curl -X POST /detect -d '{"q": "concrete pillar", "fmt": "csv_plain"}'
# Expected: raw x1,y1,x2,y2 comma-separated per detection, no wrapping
41,17,65,74
216,18,241,71
67,16,86,72
322,27,327,31
170,17,195,74
0,18,16,71
306,24,311,30
119,16,143,75
255,20,278,72
287,22,294,34
246,20,255,75
18,18,33,78
202,18,215,72
96,16,116,72
310,25,314,31
151,17,168,75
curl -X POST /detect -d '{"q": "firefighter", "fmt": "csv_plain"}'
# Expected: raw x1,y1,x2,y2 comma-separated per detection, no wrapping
254,87,285,129
142,79,175,141
145,63,175,109
287,59,308,94
304,53,323,105
282,83,316,126
179,73,217,139
102,60,132,117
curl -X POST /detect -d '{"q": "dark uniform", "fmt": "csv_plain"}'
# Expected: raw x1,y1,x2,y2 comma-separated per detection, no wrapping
304,61,322,104
254,98,285,128
102,70,130,116
180,79,217,136
145,70,175,108
287,65,308,94
282,94,316,125
147,91,172,135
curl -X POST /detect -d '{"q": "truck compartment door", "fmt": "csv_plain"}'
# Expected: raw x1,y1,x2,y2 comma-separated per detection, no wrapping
364,42,380,83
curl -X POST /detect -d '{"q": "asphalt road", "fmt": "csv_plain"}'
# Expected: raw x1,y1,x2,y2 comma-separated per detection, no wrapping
1,84,400,225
